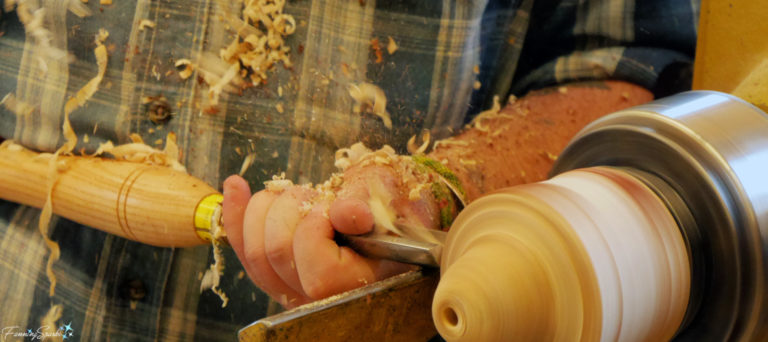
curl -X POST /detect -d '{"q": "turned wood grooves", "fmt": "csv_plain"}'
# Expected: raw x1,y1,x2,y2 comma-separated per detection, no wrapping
0,146,218,247
433,167,690,342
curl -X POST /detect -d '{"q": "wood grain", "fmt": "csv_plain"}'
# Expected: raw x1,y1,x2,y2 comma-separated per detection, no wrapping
0,146,218,246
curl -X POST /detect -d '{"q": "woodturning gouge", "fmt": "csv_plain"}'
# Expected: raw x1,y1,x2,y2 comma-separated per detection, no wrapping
0,142,447,266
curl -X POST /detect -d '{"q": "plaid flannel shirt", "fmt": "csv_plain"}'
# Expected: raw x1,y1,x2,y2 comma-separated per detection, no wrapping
0,0,697,340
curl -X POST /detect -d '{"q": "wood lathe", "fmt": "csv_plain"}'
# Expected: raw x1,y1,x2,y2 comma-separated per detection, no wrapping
432,90,768,341
2,1,768,340
2,90,767,342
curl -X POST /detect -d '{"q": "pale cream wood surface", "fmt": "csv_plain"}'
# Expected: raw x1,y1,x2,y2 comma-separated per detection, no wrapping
0,145,218,246
433,167,690,341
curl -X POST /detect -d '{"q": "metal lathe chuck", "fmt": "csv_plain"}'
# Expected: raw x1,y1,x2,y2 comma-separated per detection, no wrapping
433,91,768,341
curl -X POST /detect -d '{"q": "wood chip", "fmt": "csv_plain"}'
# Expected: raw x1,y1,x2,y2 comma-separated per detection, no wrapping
387,36,398,55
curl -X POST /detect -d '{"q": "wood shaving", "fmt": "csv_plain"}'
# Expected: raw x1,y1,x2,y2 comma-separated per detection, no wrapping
239,153,256,176
64,29,109,117
40,304,63,342
433,138,469,150
473,81,481,90
407,129,431,155
368,178,438,244
408,183,428,201
138,19,155,31
264,172,294,192
1,93,34,117
174,59,195,80
546,152,558,161
386,36,398,55
207,64,239,108
128,133,144,143
200,204,229,307
468,95,513,132
348,82,391,129
185,0,296,111
37,90,82,300
12,0,89,72
275,102,284,113
370,38,383,63
94,133,186,173
367,178,399,236
298,201,313,217
334,142,374,171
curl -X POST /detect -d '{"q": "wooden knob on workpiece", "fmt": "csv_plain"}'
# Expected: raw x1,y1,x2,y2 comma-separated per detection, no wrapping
0,144,220,247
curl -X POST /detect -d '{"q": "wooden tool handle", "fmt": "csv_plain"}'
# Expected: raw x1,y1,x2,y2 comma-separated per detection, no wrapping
0,145,220,247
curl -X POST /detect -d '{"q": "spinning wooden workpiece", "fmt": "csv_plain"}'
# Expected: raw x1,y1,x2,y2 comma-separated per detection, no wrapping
433,91,768,341
434,168,689,341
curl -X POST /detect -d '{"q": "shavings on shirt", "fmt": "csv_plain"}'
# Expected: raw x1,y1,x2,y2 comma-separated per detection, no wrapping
182,0,296,111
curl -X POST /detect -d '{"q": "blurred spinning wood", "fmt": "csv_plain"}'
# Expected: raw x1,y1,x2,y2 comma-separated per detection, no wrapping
432,167,690,342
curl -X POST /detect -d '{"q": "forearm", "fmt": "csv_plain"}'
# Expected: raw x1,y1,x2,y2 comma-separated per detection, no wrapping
428,80,653,201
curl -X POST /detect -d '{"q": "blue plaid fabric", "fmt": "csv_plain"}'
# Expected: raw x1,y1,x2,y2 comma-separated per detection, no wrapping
0,0,698,340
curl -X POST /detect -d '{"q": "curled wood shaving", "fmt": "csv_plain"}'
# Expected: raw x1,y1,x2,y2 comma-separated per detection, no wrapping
470,95,512,132
348,82,391,129
407,129,431,155
174,59,195,80
138,19,156,31
368,176,438,244
64,29,109,117
334,142,374,171
94,133,186,172
37,108,80,298
200,204,229,308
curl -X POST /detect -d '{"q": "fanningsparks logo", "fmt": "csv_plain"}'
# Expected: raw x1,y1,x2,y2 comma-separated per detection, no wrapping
1,322,75,341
